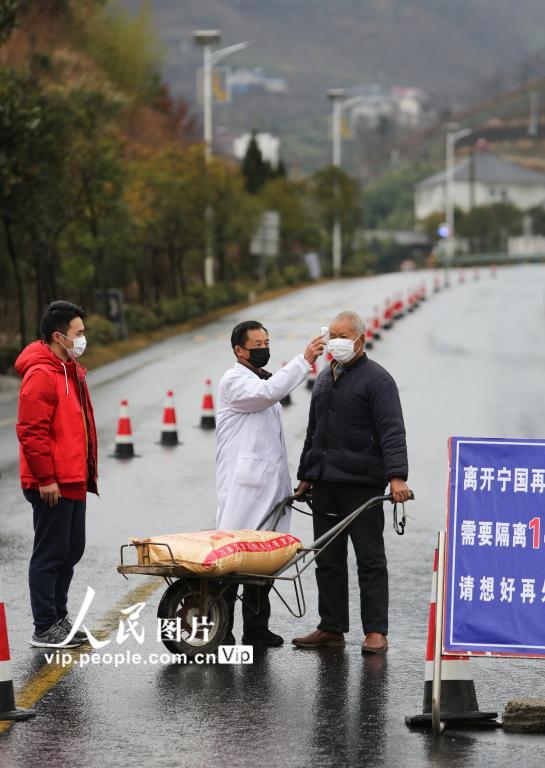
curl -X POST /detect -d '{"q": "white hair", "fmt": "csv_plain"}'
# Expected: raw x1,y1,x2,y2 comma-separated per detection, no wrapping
330,311,366,335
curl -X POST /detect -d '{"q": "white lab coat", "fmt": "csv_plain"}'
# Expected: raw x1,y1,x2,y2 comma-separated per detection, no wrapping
215,355,311,532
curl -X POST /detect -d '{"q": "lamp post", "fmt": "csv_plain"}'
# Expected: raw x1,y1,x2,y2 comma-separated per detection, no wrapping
445,123,471,263
193,30,250,286
327,90,368,277
327,89,345,278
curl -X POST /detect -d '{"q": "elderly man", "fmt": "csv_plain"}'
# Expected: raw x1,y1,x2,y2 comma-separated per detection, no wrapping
216,320,324,647
293,311,409,654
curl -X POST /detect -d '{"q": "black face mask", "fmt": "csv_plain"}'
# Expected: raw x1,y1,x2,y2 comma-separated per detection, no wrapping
245,347,270,369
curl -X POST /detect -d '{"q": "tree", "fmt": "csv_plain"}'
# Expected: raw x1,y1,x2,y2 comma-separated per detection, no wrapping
312,166,362,273
456,204,522,252
83,1,162,103
0,0,18,45
242,132,274,194
0,69,43,344
260,177,319,269
209,157,261,280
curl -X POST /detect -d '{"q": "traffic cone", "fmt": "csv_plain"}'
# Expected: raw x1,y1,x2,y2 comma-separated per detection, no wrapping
110,400,139,458
405,549,499,729
383,298,394,329
365,325,374,350
306,362,318,391
393,293,405,320
280,362,292,406
372,309,382,340
200,379,216,430
0,590,35,721
158,390,180,446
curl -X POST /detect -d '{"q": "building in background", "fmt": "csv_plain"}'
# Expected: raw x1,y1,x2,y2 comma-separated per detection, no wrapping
345,84,432,132
415,152,545,220
227,67,288,95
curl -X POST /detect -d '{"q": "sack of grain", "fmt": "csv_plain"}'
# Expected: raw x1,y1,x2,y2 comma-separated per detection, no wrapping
129,529,302,575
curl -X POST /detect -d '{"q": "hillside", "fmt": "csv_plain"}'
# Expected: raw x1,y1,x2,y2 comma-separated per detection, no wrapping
123,0,545,169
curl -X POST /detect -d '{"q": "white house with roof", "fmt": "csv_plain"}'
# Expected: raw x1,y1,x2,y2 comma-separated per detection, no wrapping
414,152,545,221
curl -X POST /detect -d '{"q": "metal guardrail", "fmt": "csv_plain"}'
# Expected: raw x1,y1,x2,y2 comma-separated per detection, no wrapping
438,252,545,266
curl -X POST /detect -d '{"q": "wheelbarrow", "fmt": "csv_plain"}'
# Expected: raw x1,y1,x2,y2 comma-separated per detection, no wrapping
117,491,413,659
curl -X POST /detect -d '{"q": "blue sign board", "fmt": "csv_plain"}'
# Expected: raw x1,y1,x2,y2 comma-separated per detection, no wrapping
445,436,545,657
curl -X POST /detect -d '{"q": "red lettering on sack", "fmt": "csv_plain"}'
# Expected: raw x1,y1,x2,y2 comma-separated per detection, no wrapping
202,535,301,565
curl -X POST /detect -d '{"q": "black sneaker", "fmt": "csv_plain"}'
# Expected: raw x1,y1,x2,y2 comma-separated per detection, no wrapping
241,629,284,647
59,615,88,643
30,620,84,649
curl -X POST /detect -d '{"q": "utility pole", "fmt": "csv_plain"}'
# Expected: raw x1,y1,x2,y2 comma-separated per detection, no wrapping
193,30,251,287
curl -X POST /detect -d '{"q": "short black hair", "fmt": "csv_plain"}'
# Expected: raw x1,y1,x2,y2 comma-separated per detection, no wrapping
231,320,268,350
40,300,86,343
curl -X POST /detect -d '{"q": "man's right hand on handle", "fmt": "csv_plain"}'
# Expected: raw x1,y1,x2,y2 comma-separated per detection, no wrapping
304,335,326,365
39,482,60,508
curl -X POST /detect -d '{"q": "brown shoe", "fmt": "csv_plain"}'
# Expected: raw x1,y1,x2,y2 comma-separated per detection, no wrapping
361,632,388,654
292,628,345,648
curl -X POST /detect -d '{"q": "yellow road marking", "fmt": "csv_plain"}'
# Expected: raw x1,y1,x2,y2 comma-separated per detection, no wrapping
0,578,162,734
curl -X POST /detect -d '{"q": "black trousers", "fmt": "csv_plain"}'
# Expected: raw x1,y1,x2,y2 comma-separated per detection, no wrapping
224,583,272,637
24,490,86,633
312,481,388,635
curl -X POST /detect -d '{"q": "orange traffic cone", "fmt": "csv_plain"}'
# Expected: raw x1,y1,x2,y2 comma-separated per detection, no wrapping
158,390,180,446
0,591,35,721
200,379,216,430
280,362,292,406
306,362,318,391
405,549,498,729
110,399,139,458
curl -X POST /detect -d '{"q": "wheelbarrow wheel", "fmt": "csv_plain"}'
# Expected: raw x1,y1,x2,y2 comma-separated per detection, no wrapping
156,578,228,659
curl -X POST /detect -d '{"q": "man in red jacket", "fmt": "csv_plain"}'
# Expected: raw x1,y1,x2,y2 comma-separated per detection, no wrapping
16,300,98,648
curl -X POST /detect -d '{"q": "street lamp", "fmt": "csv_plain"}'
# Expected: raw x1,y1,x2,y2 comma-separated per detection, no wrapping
445,122,471,263
327,90,368,277
193,30,251,286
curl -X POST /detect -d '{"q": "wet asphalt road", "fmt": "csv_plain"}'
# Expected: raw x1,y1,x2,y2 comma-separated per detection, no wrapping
1,266,545,767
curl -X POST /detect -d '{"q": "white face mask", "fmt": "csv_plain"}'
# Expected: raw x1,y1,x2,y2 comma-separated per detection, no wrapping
327,337,360,364
58,333,87,359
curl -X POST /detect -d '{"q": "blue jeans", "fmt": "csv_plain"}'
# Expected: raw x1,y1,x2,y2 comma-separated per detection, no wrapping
24,490,86,633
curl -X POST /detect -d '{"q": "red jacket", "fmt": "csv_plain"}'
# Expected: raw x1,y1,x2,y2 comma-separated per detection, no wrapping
15,341,98,500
